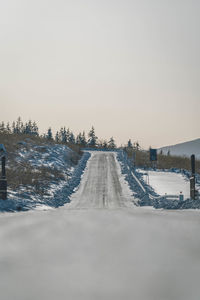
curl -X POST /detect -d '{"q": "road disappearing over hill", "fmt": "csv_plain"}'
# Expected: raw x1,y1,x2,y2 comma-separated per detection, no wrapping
68,151,134,209
0,151,200,300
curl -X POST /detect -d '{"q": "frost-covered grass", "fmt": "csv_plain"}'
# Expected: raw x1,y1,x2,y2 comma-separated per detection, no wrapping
125,147,200,174
0,151,90,212
0,132,91,212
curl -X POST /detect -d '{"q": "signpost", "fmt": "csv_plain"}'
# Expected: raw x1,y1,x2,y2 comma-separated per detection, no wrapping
0,144,7,200
149,148,157,169
150,149,157,162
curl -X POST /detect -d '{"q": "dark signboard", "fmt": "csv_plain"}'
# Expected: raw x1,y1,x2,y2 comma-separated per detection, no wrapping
150,149,157,161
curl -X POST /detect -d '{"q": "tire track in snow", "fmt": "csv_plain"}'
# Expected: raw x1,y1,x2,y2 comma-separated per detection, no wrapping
68,151,134,209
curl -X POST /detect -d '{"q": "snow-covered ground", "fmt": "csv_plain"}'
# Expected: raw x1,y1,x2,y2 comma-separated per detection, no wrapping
139,170,191,199
116,150,200,209
137,169,200,201
1,151,200,300
0,143,90,211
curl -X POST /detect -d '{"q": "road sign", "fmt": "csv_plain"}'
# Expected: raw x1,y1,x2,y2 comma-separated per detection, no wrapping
150,149,157,161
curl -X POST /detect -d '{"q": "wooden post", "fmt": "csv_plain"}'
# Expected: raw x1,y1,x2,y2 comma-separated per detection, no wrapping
0,145,7,200
190,154,195,200
2,156,6,178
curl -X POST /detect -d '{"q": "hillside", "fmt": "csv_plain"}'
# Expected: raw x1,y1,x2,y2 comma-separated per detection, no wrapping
159,138,200,159
0,132,90,211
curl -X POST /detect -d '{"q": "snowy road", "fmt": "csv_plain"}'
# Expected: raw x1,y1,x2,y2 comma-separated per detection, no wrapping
0,151,200,300
68,152,133,209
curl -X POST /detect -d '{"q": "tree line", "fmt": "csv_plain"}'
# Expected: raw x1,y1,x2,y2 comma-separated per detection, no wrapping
0,117,138,150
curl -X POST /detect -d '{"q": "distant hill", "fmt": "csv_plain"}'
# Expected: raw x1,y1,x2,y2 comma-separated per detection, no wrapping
158,138,200,159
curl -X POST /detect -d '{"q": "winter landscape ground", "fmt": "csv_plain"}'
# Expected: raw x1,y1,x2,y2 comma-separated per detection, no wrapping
1,151,200,300
1,0,200,299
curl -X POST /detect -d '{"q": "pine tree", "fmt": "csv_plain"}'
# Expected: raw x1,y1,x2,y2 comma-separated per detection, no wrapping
66,128,71,143
88,126,98,147
0,122,5,133
69,132,75,144
59,127,64,141
127,139,133,148
15,117,24,134
55,131,59,143
24,122,30,134
103,140,108,148
32,121,39,136
134,141,140,151
108,137,116,149
47,127,53,140
76,133,82,145
62,127,67,143
12,121,16,134
81,131,87,146
6,122,11,134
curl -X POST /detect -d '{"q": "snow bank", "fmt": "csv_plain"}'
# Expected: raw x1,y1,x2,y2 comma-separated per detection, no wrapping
117,150,200,210
0,145,91,212
17,144,74,171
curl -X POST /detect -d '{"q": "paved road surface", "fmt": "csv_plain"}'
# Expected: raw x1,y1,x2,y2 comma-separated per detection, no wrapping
0,151,200,300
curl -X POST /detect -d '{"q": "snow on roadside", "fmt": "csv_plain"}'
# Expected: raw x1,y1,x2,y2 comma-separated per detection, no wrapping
0,143,91,212
17,144,74,170
117,150,200,210
138,170,190,198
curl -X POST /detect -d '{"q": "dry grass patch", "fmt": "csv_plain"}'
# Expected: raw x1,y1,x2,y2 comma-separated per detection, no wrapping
125,148,200,174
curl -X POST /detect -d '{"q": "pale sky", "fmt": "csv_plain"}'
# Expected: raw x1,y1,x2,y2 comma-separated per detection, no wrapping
0,0,200,148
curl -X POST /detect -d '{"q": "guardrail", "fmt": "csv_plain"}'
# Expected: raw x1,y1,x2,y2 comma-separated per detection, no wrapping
149,194,180,201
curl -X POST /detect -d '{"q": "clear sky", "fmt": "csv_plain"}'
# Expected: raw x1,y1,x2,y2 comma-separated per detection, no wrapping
0,0,199,148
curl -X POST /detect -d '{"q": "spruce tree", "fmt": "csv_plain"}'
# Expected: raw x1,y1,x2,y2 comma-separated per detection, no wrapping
62,127,67,143
69,132,75,144
88,126,97,147
6,122,11,134
0,122,5,133
12,121,16,134
47,127,53,140
81,131,87,146
127,139,133,148
76,133,82,145
66,128,71,143
55,131,60,143
108,137,116,149
103,140,108,148
32,121,39,136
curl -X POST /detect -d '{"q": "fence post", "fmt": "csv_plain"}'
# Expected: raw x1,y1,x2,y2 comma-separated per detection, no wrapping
0,145,7,200
190,154,195,200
